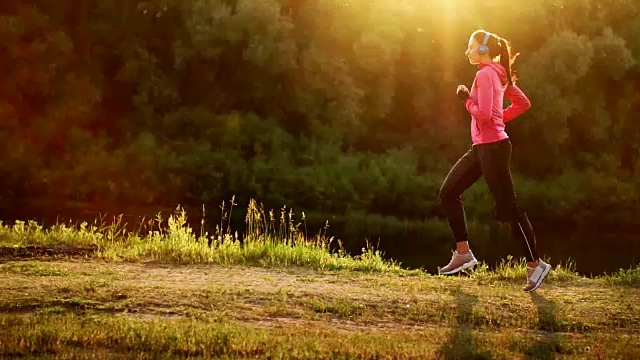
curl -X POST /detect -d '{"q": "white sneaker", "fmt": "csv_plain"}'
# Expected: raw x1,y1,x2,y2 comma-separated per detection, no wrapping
438,250,478,275
523,259,552,292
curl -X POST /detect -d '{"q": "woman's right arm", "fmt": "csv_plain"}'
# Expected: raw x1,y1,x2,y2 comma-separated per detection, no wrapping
503,84,531,122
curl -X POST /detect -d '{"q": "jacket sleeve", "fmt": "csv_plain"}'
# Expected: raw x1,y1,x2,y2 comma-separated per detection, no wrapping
503,84,531,122
464,70,493,125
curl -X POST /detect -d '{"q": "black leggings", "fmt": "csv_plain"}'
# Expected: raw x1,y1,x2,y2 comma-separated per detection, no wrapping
438,138,539,262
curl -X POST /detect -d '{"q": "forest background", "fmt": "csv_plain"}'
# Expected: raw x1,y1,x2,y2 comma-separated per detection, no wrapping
1,0,639,273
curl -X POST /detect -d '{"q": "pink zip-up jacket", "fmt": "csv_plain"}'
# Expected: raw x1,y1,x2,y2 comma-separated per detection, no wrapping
464,62,531,145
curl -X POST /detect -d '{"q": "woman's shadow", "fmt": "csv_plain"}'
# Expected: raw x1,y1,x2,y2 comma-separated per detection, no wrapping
525,292,564,359
437,289,564,360
437,287,493,360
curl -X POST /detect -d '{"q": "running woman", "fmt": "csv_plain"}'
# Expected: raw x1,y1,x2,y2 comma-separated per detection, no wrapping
437,30,552,292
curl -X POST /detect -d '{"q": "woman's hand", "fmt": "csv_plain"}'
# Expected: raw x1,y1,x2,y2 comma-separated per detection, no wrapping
456,85,470,100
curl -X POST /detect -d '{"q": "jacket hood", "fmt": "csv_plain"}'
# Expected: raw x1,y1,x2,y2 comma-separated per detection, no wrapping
479,62,508,85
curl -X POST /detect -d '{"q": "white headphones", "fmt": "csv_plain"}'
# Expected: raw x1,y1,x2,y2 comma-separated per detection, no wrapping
478,32,491,55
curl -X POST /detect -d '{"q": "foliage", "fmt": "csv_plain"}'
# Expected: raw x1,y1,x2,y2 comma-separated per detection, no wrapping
0,0,639,227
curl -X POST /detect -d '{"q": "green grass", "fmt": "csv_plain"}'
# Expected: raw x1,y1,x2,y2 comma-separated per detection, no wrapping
0,198,638,286
0,199,404,273
2,312,633,360
1,259,639,359
0,314,514,359
601,266,640,288
0,261,70,277
0,190,638,359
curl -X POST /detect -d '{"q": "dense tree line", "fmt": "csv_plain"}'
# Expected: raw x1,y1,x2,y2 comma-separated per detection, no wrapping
1,0,638,226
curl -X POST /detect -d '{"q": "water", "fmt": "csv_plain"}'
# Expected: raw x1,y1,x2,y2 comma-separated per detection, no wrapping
303,216,640,276
381,226,640,276
1,202,638,276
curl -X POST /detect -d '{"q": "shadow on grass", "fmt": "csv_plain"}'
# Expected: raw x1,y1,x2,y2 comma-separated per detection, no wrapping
524,292,566,359
437,287,493,360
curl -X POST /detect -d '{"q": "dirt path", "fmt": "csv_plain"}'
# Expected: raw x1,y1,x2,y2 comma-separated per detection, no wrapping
1,260,442,335
2,260,640,335
2,259,640,359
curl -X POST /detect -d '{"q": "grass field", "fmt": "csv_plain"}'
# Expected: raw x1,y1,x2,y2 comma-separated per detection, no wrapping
1,201,639,359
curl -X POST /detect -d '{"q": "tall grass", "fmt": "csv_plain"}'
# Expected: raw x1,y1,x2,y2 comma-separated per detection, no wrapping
0,219,103,247
0,198,638,285
601,266,640,288
0,199,403,273
468,255,580,283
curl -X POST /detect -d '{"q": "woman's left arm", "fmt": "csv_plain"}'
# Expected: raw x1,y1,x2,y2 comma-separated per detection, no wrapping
503,84,531,122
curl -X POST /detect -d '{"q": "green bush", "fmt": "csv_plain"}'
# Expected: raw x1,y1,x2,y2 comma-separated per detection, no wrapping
0,1,638,231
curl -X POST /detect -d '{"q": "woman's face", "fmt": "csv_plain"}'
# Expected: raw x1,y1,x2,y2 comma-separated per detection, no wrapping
465,36,483,65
